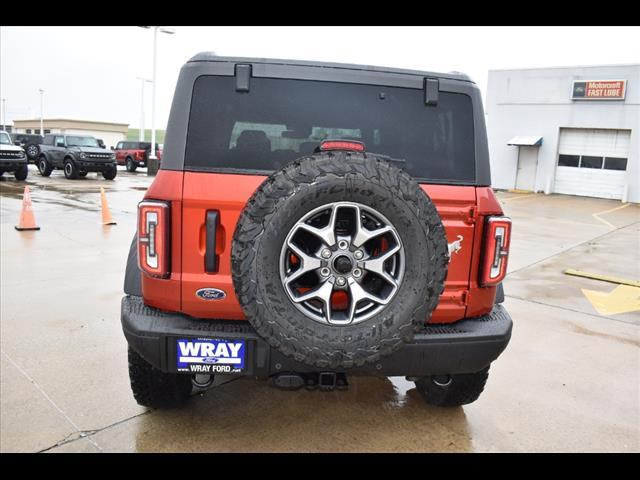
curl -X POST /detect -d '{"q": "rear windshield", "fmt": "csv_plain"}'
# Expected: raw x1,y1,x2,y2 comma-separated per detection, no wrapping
185,76,475,182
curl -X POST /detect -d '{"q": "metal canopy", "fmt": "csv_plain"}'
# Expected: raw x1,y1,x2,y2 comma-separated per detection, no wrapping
507,136,543,146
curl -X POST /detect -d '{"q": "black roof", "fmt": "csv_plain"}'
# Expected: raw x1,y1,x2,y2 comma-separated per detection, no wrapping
187,54,473,83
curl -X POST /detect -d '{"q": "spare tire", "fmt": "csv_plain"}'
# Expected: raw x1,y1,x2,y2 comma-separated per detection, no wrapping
25,143,40,161
232,151,448,369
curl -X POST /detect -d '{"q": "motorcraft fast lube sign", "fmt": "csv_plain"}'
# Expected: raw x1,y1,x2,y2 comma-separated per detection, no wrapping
572,80,626,100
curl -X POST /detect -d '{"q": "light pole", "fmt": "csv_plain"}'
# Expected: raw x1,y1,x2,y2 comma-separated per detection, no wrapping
39,89,44,135
136,77,152,141
139,26,175,175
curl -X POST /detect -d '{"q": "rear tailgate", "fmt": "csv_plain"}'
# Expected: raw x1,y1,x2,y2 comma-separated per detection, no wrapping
423,184,477,323
180,172,264,319
179,172,477,324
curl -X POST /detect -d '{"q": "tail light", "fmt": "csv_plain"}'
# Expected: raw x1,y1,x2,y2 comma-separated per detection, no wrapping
138,200,170,278
320,140,365,152
480,216,512,287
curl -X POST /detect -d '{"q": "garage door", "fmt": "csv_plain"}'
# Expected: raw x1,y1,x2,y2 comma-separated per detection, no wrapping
554,128,630,200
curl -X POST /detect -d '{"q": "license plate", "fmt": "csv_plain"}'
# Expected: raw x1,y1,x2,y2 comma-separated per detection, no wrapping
176,338,246,374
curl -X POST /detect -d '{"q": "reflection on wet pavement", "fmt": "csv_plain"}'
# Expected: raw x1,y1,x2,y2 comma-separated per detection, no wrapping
102,376,473,453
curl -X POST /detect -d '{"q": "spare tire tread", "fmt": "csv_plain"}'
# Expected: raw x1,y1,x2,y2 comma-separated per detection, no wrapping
232,152,448,369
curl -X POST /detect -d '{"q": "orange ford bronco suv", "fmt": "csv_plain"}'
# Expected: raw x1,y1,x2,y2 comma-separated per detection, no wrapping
122,55,513,408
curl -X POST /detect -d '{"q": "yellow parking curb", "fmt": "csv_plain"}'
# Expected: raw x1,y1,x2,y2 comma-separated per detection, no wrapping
564,269,640,288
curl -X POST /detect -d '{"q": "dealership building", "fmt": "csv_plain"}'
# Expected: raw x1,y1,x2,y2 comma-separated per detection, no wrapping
486,64,639,203
11,118,129,149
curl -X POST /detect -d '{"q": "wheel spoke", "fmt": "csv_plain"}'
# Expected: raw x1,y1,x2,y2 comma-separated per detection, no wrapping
293,280,334,323
347,278,390,323
352,205,394,247
362,244,401,287
284,242,322,285
296,204,338,246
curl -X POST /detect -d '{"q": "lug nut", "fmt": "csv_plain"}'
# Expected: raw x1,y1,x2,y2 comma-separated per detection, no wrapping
336,276,346,286
321,248,332,258
354,250,364,260
338,240,348,250
352,268,362,278
320,267,331,277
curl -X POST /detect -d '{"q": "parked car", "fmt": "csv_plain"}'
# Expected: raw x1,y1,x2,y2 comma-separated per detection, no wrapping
0,131,29,180
114,141,163,172
36,134,117,180
121,55,513,408
10,133,44,162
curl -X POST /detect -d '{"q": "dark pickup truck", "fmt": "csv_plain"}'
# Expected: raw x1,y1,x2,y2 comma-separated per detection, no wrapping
36,134,117,180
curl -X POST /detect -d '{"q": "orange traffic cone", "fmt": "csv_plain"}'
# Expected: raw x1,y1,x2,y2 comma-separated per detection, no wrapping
101,187,116,225
15,186,40,231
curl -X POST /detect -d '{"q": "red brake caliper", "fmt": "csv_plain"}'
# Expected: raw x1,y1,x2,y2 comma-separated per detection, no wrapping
331,290,349,310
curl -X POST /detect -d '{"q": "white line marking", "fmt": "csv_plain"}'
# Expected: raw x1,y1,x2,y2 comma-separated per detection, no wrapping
1,349,103,452
500,193,538,203
592,203,630,229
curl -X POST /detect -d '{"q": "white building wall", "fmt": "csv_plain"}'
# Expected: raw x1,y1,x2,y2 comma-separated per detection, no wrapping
12,127,125,149
486,64,640,203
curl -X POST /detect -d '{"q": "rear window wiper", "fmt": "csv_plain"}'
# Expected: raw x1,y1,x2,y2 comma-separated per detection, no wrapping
368,151,406,165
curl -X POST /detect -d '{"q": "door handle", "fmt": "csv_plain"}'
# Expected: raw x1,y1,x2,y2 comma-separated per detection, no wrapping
205,211,219,273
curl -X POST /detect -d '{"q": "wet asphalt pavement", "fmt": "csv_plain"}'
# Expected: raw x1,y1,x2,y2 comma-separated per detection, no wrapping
1,165,639,452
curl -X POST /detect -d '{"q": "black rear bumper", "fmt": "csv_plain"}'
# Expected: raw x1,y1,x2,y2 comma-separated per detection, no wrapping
121,295,512,378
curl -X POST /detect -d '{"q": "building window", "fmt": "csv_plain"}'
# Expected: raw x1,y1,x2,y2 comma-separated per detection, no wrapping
44,129,51,134
580,156,603,169
26,129,32,134
560,154,628,171
558,154,580,167
603,157,628,171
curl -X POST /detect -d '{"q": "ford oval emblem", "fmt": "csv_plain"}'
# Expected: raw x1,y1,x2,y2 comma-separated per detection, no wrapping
196,288,227,301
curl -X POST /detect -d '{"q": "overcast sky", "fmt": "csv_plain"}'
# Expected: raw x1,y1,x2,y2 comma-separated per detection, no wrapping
1,26,639,130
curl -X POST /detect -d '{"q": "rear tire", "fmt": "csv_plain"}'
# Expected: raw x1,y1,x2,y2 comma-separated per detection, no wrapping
14,164,28,181
38,156,53,177
64,158,79,179
102,165,117,180
128,347,192,408
125,157,137,172
414,367,490,407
